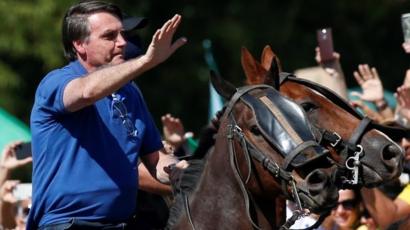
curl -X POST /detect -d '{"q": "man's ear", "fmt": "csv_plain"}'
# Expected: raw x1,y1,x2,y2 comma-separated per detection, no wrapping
73,40,86,56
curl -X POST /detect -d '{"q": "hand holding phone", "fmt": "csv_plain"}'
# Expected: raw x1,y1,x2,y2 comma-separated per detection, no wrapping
15,142,32,160
317,28,335,62
12,183,32,201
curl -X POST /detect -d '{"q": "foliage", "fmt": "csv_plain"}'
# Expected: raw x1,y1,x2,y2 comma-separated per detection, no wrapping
1,0,410,134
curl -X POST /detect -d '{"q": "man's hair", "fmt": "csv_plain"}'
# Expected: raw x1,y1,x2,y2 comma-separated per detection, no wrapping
62,0,123,61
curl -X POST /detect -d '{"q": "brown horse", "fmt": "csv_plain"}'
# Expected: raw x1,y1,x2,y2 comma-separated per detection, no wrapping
237,46,404,228
241,46,403,187
168,74,340,230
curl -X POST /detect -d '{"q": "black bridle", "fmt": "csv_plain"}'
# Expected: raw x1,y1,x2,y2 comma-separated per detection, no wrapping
184,84,332,230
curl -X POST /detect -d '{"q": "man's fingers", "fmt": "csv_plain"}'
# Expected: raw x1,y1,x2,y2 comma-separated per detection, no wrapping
158,19,173,40
152,29,161,43
168,14,181,33
159,14,181,40
171,37,187,53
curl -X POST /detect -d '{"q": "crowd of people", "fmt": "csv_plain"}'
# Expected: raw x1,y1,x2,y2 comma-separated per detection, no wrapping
1,0,410,229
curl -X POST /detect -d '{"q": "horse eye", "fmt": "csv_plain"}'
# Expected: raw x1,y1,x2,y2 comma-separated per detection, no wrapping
250,125,262,135
300,102,318,113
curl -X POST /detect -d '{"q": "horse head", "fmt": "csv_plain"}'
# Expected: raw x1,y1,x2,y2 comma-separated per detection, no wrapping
241,46,403,188
210,71,338,215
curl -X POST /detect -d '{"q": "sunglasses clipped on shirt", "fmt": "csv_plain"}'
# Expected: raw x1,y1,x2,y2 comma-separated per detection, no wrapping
332,199,358,210
111,93,138,138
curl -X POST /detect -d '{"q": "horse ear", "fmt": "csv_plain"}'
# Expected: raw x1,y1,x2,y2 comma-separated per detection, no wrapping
210,70,236,99
261,45,283,89
261,45,275,70
241,47,267,85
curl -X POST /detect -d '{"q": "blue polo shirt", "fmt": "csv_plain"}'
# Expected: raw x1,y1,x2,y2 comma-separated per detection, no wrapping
29,60,163,228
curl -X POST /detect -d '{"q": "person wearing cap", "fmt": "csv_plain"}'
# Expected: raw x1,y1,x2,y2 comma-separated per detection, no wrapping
29,0,187,229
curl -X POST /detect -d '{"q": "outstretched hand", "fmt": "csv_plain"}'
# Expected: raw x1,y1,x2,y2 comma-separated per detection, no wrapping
143,14,187,68
351,64,384,102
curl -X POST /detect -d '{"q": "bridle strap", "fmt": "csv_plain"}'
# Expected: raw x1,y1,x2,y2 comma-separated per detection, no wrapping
228,123,263,230
316,128,343,149
347,117,372,151
228,122,318,229
282,141,318,170
223,85,271,120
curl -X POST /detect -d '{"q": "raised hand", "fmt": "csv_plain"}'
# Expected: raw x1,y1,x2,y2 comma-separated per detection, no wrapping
0,141,32,170
143,14,187,67
352,64,384,102
396,85,410,121
161,114,193,149
315,46,340,65
0,180,19,204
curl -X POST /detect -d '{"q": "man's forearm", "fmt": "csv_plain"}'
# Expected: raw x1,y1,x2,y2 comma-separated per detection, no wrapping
64,55,153,112
138,163,172,196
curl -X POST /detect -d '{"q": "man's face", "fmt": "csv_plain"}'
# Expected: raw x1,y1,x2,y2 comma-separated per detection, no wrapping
78,12,126,70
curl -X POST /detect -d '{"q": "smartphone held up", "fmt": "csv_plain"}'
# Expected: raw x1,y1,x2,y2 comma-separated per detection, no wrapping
316,28,335,62
13,183,32,201
15,142,32,160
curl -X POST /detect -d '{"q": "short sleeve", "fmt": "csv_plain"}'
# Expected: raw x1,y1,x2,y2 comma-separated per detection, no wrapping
35,69,78,114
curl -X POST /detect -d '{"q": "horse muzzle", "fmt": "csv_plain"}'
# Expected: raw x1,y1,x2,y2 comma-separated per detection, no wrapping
360,141,404,187
298,168,338,213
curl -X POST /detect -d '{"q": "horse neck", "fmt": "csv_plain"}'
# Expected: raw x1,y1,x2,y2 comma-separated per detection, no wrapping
180,118,279,229
195,119,249,195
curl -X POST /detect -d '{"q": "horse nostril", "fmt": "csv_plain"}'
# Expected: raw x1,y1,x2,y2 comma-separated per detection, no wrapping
382,144,401,161
306,169,328,196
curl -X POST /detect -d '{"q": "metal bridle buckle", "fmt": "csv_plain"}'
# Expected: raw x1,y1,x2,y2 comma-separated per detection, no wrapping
330,132,342,147
345,145,364,185
234,125,243,137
